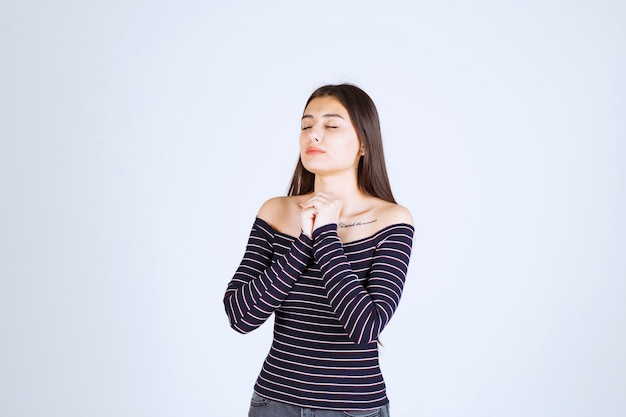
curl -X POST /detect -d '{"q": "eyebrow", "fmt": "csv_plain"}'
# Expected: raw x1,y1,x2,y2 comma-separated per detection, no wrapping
301,113,345,120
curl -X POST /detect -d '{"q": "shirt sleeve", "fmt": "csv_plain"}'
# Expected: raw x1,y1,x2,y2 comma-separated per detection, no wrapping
223,217,314,334
312,223,414,345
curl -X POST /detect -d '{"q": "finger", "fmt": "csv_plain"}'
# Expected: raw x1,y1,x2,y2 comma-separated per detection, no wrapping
312,193,331,203
313,192,332,200
304,196,330,207
299,201,319,212
300,201,317,210
300,207,318,220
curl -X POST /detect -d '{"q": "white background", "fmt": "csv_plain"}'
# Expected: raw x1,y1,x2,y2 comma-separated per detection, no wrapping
1,1,624,416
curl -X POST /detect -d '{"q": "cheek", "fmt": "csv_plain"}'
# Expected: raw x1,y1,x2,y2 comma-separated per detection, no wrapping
342,139,361,157
299,134,308,148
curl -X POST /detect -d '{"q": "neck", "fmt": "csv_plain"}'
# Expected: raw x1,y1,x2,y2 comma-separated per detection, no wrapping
313,173,368,216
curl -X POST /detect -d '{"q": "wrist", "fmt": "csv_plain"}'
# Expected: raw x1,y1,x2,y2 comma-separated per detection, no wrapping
312,222,337,239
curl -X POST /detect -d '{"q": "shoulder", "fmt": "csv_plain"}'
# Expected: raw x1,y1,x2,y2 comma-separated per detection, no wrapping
257,196,290,217
338,198,413,243
374,200,414,229
257,195,310,236
257,196,294,224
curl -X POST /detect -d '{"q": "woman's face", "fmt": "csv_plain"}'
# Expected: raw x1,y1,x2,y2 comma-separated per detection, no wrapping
299,96,362,176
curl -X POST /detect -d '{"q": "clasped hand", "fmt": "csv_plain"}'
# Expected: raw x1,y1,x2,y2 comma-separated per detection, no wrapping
299,193,342,238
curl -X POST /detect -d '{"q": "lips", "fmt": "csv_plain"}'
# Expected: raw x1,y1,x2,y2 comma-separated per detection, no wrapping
306,146,325,155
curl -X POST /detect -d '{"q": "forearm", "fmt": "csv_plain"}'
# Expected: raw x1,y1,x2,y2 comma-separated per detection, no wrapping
224,231,313,333
313,224,413,344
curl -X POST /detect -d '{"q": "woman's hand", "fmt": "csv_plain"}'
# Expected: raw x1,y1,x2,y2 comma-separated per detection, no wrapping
299,193,342,237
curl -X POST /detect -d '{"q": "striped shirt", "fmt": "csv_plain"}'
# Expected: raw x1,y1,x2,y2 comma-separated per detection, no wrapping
223,217,414,410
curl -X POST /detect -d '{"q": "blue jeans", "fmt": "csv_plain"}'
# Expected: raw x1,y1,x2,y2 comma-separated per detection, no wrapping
248,392,391,417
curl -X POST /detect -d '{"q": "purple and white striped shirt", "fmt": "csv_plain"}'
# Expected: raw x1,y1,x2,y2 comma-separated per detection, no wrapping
224,217,414,410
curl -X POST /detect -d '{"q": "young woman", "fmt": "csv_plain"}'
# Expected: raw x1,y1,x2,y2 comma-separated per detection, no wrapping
223,83,414,417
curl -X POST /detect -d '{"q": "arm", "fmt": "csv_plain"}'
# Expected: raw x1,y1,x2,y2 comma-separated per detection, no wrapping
313,223,414,344
223,218,314,334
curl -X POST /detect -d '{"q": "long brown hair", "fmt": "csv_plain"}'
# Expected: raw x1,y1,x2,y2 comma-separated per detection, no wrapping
287,83,396,204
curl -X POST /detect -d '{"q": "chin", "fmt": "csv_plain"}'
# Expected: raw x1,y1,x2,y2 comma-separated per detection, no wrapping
301,160,320,172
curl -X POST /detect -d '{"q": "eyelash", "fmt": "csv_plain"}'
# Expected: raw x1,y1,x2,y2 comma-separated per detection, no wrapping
301,126,337,130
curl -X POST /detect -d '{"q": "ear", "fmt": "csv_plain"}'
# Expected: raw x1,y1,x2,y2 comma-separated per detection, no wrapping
360,144,365,156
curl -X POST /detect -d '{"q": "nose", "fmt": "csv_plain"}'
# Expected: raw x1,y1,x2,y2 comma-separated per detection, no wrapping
309,128,321,142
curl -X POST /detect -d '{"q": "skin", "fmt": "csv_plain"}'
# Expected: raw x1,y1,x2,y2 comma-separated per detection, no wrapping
258,96,413,242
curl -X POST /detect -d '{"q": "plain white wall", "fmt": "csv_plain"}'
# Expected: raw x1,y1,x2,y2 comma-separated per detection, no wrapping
1,1,624,416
